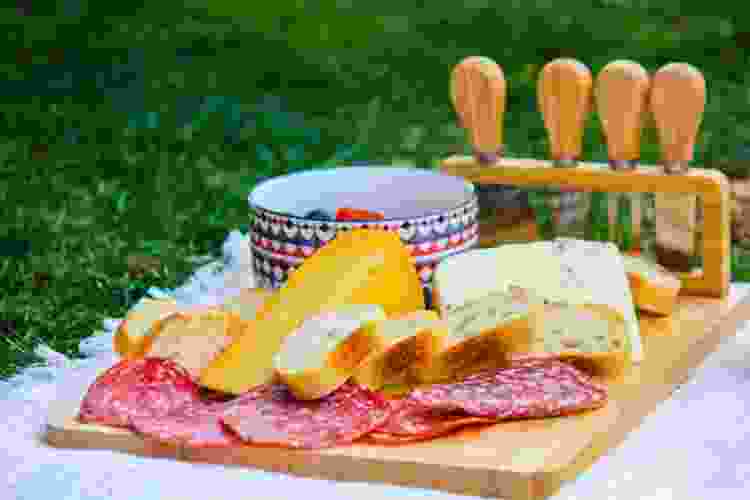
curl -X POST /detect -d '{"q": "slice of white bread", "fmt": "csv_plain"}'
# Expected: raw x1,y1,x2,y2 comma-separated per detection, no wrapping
114,297,181,357
144,309,245,379
351,310,448,391
622,254,681,316
415,288,544,384
509,302,631,380
220,288,273,322
273,304,387,400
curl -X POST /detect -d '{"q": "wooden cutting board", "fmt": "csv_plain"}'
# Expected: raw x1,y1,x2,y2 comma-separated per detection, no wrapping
44,285,750,500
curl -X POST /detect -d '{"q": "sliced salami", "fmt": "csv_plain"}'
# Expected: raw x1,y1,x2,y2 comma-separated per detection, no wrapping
408,359,608,420
220,382,392,449
129,401,242,448
371,397,495,442
78,358,202,428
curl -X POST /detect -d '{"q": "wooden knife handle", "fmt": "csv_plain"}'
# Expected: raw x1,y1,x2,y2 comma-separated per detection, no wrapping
451,56,506,163
537,58,593,165
649,63,706,171
595,60,650,167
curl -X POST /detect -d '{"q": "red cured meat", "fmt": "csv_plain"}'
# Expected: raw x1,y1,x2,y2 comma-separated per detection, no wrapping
78,358,202,428
408,359,608,420
129,401,242,448
220,382,392,449
367,398,495,444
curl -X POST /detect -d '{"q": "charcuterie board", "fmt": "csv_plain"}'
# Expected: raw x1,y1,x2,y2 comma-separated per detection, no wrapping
44,55,746,500
45,285,750,499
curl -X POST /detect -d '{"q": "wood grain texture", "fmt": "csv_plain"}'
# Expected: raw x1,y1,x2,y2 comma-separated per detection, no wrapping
450,56,506,157
537,59,592,160
440,155,731,298
44,286,750,500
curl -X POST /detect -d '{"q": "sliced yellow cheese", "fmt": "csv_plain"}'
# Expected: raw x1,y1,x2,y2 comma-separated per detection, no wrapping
114,297,181,357
515,302,631,380
622,254,681,316
351,310,448,391
144,309,244,378
199,229,425,395
221,288,274,322
415,288,543,384
274,304,387,400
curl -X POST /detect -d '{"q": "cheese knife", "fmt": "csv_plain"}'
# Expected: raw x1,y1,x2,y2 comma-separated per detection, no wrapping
537,58,593,239
595,60,650,252
650,63,706,272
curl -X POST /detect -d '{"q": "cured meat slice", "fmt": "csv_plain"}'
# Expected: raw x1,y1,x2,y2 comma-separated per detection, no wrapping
367,398,495,444
408,359,608,420
78,358,202,427
129,401,242,448
220,382,392,449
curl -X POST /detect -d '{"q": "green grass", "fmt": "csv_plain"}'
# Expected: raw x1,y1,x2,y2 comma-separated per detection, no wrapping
5,3,750,379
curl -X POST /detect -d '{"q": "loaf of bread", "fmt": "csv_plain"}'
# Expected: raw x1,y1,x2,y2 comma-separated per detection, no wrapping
273,304,387,400
351,310,448,391
415,288,544,384
114,297,182,357
622,254,681,316
509,302,631,380
144,309,245,378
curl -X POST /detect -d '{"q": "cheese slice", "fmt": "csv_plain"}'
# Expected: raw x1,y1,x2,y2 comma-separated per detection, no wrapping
415,288,543,384
221,288,273,322
274,304,387,400
199,229,425,395
433,238,644,363
622,254,681,316
114,297,181,357
510,302,631,380
351,310,448,391
144,309,245,378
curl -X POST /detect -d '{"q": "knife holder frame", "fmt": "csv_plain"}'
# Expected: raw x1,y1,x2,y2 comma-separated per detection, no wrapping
440,155,731,298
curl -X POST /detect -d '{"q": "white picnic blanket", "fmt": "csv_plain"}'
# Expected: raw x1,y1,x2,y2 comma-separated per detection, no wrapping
3,230,749,499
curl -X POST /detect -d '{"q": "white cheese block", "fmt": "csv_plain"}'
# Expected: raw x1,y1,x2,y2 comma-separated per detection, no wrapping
273,304,387,400
622,254,681,316
433,238,644,363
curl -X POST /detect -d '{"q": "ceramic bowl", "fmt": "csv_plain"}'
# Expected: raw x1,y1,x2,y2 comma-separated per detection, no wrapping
247,166,479,305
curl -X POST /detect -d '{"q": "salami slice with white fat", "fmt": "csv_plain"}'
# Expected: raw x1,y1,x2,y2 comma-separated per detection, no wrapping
129,401,242,448
408,359,608,419
78,358,202,427
367,398,495,444
220,382,392,449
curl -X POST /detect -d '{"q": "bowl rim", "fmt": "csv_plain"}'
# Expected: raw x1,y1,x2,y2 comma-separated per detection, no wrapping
247,166,477,223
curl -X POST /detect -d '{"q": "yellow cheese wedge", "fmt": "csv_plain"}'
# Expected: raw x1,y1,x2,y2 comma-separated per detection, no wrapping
221,288,274,322
199,229,425,395
511,302,631,380
351,310,448,391
114,297,181,357
622,254,681,316
143,309,245,378
274,305,387,400
415,288,543,384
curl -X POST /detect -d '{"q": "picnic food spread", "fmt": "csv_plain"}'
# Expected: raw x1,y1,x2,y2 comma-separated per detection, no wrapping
77,227,683,450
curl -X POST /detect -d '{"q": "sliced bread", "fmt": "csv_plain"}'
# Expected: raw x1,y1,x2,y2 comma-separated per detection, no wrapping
273,304,387,400
622,254,681,316
415,288,544,384
143,309,245,379
351,310,448,391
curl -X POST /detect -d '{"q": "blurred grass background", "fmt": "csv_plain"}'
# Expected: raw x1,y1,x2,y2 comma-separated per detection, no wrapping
3,0,750,377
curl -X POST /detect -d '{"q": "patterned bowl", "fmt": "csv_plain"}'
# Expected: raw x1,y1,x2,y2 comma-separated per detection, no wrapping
247,166,479,305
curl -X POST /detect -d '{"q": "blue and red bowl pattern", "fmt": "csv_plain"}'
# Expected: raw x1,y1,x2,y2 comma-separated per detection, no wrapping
248,197,480,301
